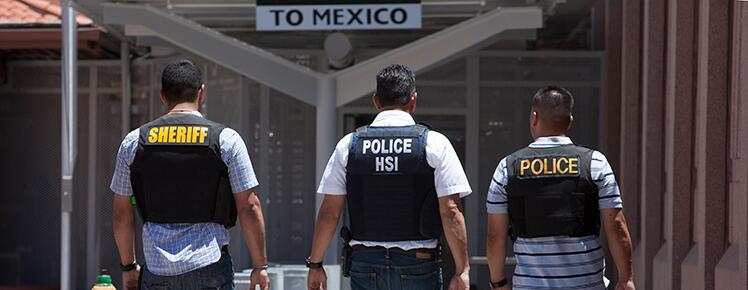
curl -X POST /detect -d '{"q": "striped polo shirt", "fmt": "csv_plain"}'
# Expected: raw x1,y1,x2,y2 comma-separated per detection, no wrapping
486,136,622,290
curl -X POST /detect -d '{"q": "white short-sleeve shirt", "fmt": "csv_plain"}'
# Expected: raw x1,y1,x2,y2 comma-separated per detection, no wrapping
317,110,472,250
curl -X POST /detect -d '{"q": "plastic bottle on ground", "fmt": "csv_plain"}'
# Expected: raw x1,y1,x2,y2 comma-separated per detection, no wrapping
92,269,117,290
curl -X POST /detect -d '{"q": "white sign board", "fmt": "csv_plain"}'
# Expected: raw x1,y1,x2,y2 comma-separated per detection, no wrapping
256,1,422,31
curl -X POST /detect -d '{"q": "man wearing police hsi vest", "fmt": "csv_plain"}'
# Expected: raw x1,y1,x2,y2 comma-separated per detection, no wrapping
485,86,635,290
111,59,270,290
306,64,472,290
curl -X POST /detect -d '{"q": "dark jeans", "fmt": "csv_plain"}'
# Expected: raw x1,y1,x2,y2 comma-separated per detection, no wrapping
350,249,443,290
140,252,235,290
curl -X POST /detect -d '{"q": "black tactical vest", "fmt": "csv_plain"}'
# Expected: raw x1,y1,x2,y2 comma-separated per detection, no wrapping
505,144,599,238
345,125,441,242
130,113,236,228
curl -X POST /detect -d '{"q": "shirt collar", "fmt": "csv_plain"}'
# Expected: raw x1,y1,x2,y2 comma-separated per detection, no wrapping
370,110,416,127
166,110,203,118
529,136,573,148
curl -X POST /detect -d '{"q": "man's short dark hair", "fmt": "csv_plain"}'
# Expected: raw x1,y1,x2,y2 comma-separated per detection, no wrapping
161,59,203,104
375,64,416,107
531,86,574,131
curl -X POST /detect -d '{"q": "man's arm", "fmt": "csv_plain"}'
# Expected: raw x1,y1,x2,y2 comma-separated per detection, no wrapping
486,213,509,288
307,194,345,290
113,195,137,264
235,189,268,266
439,194,470,289
113,194,140,289
601,208,634,283
235,189,270,290
309,195,346,262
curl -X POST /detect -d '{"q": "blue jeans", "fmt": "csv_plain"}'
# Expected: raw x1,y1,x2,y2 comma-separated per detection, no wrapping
140,252,235,290
349,249,443,290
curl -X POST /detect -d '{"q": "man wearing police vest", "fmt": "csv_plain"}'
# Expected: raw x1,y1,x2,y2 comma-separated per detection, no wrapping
111,59,270,290
485,86,635,290
306,64,472,290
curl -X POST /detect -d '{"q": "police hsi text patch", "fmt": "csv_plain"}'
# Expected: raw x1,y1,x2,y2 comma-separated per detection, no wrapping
518,155,580,179
146,126,209,145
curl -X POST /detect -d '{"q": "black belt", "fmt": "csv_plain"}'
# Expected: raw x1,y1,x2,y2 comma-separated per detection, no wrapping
351,245,439,260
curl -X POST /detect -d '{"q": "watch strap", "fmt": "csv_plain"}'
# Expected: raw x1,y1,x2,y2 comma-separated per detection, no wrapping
306,257,323,269
490,278,508,288
120,261,138,272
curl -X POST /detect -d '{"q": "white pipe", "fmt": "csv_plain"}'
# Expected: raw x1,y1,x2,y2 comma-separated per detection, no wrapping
60,0,77,289
121,41,131,136
315,76,337,264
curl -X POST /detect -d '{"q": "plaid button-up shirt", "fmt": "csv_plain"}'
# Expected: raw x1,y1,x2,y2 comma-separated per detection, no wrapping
110,111,258,276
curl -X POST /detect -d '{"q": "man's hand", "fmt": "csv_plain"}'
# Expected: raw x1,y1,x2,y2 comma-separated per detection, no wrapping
447,270,470,290
250,268,270,290
121,265,140,290
307,268,327,290
615,279,635,290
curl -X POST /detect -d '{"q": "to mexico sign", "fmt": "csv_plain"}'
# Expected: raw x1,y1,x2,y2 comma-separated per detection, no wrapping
256,0,422,31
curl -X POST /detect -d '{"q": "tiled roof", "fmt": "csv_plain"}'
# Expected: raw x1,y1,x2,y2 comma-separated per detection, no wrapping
0,0,93,26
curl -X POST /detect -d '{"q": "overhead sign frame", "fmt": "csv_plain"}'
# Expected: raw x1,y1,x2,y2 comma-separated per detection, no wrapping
256,0,422,31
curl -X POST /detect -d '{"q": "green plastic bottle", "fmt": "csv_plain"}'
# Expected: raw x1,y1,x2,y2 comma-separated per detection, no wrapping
92,269,117,290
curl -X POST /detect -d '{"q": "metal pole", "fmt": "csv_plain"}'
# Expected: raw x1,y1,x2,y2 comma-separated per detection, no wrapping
121,41,131,136
314,76,337,264
60,1,77,289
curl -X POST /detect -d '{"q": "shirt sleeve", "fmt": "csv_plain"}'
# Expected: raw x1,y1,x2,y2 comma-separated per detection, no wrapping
486,157,509,214
591,151,623,209
220,128,259,193
110,129,140,196
426,131,472,198
317,134,352,195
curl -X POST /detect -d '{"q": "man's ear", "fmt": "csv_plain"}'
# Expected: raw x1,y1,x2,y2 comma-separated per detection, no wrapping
197,84,206,106
372,94,382,111
530,111,539,126
159,90,169,107
567,114,574,131
408,91,417,114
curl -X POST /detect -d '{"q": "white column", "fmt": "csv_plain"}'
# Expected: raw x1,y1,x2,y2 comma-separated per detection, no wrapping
60,0,77,289
315,76,338,264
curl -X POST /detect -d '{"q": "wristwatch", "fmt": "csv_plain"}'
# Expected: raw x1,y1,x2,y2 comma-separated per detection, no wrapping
489,278,508,289
305,257,323,269
120,260,139,272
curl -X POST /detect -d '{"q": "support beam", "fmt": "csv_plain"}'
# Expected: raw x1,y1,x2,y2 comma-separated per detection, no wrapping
122,41,132,136
315,76,338,265
714,3,748,289
60,1,77,290
333,6,542,107
103,3,322,106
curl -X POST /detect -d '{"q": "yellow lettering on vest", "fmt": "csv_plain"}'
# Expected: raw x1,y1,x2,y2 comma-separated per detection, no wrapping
543,158,554,174
199,127,208,144
520,159,531,176
569,158,579,174
157,126,168,142
167,126,176,143
176,126,186,143
148,128,158,143
531,159,543,175
557,157,569,174
190,127,198,143
186,126,193,143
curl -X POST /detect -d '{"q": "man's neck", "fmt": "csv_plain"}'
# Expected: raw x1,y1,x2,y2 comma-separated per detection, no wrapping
535,133,567,139
168,103,199,112
379,107,411,114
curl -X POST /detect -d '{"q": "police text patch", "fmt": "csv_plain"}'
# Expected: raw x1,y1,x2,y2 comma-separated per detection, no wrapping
517,155,580,179
146,126,209,145
361,138,413,172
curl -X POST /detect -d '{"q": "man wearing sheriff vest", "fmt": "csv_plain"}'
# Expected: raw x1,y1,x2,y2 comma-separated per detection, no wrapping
111,59,270,290
485,86,635,290
306,64,472,290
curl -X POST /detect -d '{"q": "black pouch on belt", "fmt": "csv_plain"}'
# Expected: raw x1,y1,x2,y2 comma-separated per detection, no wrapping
340,226,353,277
